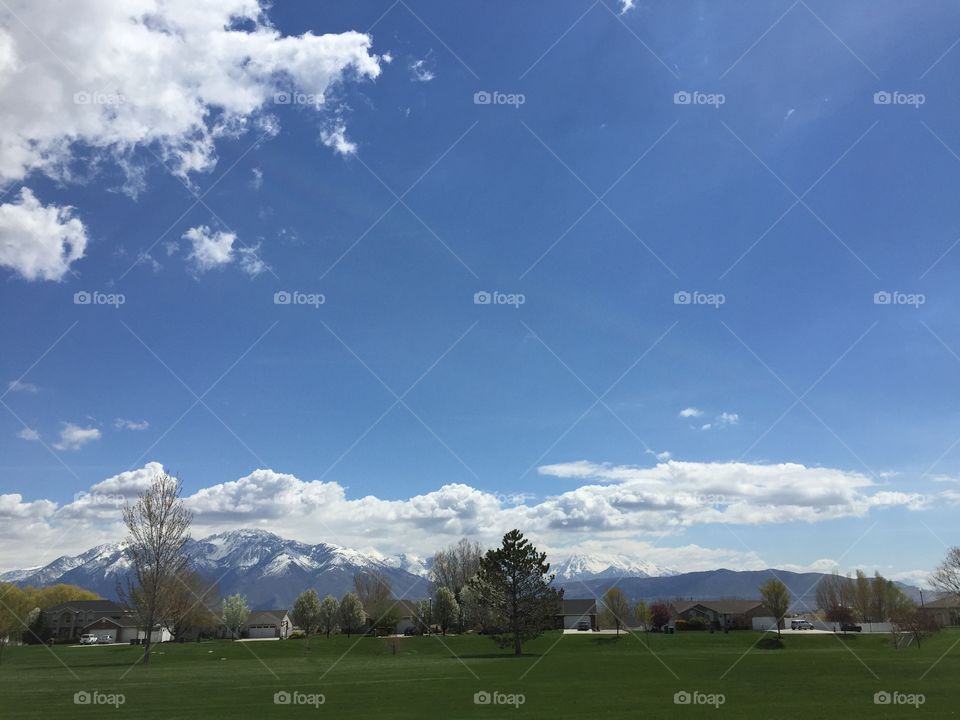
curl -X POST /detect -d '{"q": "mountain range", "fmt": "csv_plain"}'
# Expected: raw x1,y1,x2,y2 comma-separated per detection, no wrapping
0,529,922,611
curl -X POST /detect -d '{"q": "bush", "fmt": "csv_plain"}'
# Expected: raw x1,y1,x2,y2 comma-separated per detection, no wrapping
287,631,306,640
674,620,687,631
686,617,706,630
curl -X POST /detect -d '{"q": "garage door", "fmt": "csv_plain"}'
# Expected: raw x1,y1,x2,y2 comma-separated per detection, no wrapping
247,625,276,639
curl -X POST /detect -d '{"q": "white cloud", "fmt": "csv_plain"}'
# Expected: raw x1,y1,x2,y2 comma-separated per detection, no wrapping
320,125,357,156
7,379,38,393
182,224,265,275
679,407,703,418
619,0,637,14
0,459,945,572
249,167,263,190
0,1,381,187
409,58,435,82
16,427,40,441
0,188,88,281
114,418,149,431
718,412,740,426
53,423,101,450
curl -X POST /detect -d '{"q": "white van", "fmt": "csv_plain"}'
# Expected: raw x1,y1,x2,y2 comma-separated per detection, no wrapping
79,634,98,645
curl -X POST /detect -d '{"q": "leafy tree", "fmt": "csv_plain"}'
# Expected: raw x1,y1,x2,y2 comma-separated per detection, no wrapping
431,538,482,630
466,529,562,656
414,599,432,633
600,588,631,635
318,595,339,638
460,582,496,633
118,472,192,665
634,600,652,632
759,579,790,639
649,601,671,631
433,587,459,636
291,590,322,645
222,593,250,639
338,592,366,637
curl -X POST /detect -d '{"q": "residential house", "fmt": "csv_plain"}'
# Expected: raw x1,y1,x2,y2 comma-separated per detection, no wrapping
557,598,598,630
43,600,136,641
926,595,960,627
243,610,292,639
671,599,770,630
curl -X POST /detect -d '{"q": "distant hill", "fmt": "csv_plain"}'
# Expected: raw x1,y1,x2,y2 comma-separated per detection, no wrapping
558,568,924,611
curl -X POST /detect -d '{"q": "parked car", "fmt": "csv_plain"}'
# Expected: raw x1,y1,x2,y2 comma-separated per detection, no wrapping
840,622,862,632
576,621,591,631
79,634,98,645
791,620,815,630
97,635,113,644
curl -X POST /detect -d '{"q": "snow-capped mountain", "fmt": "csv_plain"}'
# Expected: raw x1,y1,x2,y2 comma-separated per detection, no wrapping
0,529,429,609
552,553,678,582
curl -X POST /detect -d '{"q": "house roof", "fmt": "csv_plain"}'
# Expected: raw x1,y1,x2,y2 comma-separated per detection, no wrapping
44,599,125,614
82,616,138,629
246,610,289,626
560,599,597,616
672,600,765,615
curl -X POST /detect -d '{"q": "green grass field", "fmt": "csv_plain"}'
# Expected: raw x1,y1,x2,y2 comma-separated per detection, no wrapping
1,630,956,718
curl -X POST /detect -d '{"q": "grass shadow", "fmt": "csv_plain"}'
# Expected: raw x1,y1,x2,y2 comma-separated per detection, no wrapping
756,637,785,650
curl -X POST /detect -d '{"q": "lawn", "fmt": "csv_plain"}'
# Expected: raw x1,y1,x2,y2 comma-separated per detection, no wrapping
1,629,957,718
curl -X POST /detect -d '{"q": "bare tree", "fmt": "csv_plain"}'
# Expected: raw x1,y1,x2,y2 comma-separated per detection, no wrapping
431,538,482,630
759,578,790,639
353,570,397,633
119,472,192,665
816,572,854,626
600,588,631,635
931,547,960,597
163,570,220,641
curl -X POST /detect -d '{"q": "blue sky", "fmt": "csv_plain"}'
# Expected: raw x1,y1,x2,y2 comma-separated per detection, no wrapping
2,0,960,583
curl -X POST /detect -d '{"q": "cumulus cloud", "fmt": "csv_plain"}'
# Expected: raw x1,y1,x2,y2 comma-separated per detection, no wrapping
0,0,381,186
0,188,87,281
620,0,637,13
182,224,266,276
679,407,703,418
320,125,357,156
53,423,101,450
7,379,38,393
0,457,943,571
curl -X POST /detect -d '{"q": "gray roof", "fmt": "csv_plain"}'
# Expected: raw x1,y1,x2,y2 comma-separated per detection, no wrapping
560,599,597,616
672,599,765,615
926,595,960,609
44,599,125,614
246,610,289,625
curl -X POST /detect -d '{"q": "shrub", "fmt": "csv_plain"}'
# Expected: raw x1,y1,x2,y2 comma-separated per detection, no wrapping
287,630,306,640
674,619,688,631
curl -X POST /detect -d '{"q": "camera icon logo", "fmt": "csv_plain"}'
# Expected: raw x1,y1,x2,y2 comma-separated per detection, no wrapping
673,91,691,105
673,291,691,305
674,690,692,705
74,291,91,305
74,691,91,705
274,291,291,305
873,291,891,305
274,691,292,705
474,91,492,105
473,691,492,705
874,691,891,705
474,291,492,305
273,92,291,105
873,91,892,105
73,91,92,105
